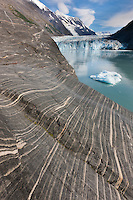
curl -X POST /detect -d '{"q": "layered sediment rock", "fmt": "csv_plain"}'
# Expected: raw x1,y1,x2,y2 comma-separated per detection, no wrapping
0,0,133,199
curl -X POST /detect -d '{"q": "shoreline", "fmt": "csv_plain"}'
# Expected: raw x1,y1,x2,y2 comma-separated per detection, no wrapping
0,1,133,199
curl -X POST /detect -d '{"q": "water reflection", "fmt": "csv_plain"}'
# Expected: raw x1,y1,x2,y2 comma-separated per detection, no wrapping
56,38,133,112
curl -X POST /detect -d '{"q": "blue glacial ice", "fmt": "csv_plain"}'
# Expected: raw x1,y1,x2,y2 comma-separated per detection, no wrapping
90,71,122,85
53,36,125,51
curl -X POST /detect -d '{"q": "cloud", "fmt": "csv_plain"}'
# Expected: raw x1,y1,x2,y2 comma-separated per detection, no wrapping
88,0,107,4
50,0,71,14
57,2,69,14
89,0,103,2
103,9,133,28
73,8,95,27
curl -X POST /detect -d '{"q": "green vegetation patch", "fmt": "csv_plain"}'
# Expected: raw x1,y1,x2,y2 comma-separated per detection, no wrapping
44,24,61,34
13,9,35,24
44,25,53,34
25,114,54,138
49,24,61,34
10,6,36,25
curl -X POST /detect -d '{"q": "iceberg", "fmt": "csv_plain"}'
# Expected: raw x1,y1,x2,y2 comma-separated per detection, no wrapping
90,70,122,85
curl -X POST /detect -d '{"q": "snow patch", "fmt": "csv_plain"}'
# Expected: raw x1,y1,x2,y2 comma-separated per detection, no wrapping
90,71,122,85
29,0,49,11
55,10,95,36
49,13,54,20
55,10,79,36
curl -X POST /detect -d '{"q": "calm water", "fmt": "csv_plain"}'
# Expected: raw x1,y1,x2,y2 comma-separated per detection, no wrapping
55,37,133,112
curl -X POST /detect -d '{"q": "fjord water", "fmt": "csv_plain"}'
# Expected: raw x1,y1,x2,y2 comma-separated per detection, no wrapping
54,36,133,112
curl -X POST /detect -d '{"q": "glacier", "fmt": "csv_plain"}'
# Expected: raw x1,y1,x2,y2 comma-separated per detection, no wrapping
90,71,122,85
53,36,125,51
53,35,133,111
53,36,124,85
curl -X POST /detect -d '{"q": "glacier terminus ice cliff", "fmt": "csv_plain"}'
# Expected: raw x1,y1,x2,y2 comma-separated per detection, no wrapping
0,0,133,200
53,35,133,111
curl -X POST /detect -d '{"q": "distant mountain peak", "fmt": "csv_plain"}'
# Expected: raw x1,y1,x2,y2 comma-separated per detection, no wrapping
55,10,96,36
110,20,133,50
55,10,78,21
27,0,96,36
55,10,68,18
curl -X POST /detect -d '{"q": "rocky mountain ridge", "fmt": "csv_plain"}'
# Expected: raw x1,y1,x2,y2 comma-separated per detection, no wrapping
0,0,133,199
110,20,133,50
29,0,96,36
28,0,72,35
55,10,96,36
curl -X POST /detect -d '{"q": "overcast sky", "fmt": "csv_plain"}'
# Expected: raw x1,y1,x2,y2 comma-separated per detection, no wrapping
39,0,133,33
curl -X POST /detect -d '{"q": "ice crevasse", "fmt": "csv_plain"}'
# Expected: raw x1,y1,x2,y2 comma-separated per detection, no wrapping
90,70,122,85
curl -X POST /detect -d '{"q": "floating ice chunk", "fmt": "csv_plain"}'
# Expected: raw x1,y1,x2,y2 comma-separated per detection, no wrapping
90,70,122,85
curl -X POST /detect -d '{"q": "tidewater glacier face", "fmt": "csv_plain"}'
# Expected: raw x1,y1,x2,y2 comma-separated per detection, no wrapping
53,36,125,51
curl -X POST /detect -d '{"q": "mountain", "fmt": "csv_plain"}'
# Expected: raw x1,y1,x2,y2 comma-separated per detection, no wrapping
55,10,96,36
28,0,96,36
0,0,133,200
96,31,111,36
28,0,72,35
110,20,133,50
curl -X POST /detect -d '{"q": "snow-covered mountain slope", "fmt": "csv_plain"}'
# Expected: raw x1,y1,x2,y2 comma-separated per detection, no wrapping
28,0,50,11
28,0,72,35
55,10,96,36
28,0,95,36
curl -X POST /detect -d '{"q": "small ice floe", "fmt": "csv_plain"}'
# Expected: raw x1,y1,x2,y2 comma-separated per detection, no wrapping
90,70,122,85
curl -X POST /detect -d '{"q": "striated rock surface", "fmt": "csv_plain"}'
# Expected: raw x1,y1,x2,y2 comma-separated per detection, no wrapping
27,1,96,36
28,0,72,36
0,0,133,199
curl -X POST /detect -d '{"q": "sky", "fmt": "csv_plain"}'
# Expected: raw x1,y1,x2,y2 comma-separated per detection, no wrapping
39,0,133,33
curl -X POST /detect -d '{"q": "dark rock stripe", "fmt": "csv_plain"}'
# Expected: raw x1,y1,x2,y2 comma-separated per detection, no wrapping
0,1,133,200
